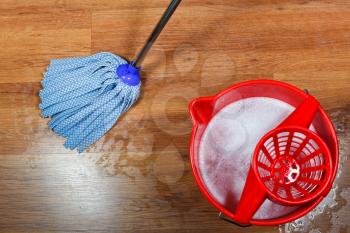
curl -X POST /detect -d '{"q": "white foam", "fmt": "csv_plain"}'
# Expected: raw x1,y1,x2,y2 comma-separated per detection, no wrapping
199,97,300,219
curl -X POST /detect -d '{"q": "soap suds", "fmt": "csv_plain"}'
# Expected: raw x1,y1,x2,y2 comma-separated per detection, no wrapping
199,97,304,219
330,188,350,233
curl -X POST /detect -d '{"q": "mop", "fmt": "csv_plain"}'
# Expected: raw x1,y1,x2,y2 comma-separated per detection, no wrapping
39,0,182,152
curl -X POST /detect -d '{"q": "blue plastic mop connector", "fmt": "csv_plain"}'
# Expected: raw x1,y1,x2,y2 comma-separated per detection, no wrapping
116,63,141,86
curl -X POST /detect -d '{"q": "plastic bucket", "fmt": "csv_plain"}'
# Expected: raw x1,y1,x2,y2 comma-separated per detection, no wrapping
189,80,338,226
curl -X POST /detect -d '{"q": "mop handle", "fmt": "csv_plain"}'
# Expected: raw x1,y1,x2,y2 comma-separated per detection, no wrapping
132,0,182,67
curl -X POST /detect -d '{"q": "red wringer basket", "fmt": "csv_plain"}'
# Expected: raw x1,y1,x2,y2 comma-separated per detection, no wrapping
255,127,332,204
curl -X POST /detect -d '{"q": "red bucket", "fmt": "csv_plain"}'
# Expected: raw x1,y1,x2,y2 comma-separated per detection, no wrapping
189,80,338,226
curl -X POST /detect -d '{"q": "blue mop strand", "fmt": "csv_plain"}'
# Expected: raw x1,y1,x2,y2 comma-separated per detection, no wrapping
53,86,122,137
39,52,141,152
75,84,140,152
39,69,115,116
40,61,116,105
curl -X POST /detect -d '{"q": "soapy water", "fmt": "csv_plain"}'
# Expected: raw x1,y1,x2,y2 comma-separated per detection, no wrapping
199,97,318,219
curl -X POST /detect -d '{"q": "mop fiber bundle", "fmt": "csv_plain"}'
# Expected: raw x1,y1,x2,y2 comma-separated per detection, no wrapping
39,53,141,152
39,0,181,152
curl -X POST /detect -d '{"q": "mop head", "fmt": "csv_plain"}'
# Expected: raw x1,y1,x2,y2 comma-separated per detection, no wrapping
39,52,141,152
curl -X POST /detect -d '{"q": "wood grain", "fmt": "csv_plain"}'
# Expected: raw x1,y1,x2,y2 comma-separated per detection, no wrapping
0,0,349,232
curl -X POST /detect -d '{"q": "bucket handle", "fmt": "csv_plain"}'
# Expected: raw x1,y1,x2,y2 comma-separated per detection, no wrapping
218,212,251,227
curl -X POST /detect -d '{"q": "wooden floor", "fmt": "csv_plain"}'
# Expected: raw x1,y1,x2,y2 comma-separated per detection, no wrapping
0,0,350,232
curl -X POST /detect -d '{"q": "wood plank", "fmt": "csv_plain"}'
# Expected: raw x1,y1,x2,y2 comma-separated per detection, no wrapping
0,7,91,83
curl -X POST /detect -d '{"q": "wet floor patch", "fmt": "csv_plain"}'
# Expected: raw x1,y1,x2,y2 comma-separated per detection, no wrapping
280,109,350,233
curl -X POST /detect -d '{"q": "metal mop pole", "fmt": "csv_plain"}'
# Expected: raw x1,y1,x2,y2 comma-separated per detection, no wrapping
132,0,182,67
